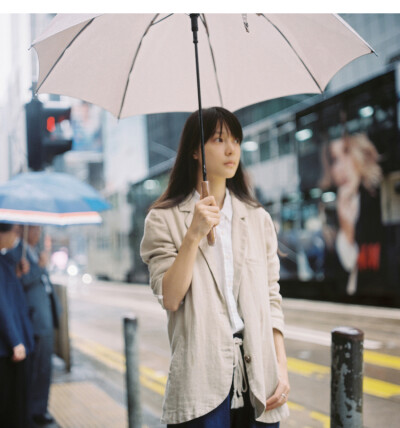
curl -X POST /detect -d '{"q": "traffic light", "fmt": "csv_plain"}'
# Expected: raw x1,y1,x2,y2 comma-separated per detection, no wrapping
41,102,73,165
25,99,73,171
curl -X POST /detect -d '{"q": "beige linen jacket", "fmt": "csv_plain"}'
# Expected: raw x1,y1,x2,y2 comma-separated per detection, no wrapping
140,191,289,424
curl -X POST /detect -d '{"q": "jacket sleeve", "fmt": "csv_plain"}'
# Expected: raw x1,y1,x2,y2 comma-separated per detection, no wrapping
0,272,23,350
140,209,178,309
265,211,285,336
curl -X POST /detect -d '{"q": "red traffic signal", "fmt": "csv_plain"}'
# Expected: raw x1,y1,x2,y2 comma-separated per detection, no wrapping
47,116,56,132
25,99,73,170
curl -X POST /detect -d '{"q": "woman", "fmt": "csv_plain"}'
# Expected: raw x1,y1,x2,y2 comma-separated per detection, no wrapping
140,107,290,427
320,133,384,297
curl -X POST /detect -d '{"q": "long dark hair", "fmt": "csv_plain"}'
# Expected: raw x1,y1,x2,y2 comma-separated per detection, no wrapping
151,107,260,210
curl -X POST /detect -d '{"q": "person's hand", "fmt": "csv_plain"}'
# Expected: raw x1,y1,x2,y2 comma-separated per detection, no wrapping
266,368,290,410
188,196,220,242
336,182,359,244
38,252,48,268
12,344,26,362
16,258,30,277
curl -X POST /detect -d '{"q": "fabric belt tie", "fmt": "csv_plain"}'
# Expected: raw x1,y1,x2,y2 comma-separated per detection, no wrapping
231,337,248,409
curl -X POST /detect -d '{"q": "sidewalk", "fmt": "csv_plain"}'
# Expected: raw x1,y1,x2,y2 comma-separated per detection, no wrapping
47,347,165,428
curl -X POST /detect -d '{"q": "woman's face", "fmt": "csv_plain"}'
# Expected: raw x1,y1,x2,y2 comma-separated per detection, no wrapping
329,139,361,189
195,122,241,181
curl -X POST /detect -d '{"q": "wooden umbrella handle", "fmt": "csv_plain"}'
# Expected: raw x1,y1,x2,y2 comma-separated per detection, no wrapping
201,181,216,246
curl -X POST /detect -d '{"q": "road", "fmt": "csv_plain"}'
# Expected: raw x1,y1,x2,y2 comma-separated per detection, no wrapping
61,278,400,428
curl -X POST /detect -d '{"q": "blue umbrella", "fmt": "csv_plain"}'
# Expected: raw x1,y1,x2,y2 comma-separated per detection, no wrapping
0,172,111,226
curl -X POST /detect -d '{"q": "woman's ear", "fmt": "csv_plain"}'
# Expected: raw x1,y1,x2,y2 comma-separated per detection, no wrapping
193,151,199,160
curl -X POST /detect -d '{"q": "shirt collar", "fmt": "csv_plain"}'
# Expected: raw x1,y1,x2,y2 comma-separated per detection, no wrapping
193,188,232,221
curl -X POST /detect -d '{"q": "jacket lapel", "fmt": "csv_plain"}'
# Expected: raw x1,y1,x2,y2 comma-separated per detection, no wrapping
179,194,224,297
231,195,249,301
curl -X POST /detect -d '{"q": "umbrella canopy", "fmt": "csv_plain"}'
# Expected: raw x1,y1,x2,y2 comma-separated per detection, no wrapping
32,13,375,245
33,13,374,119
0,172,111,226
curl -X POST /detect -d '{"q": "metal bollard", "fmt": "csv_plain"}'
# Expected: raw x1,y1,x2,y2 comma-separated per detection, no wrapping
330,327,364,428
124,314,142,428
53,283,71,372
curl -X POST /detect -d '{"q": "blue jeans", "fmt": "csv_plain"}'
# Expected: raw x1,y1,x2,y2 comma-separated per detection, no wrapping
167,392,280,428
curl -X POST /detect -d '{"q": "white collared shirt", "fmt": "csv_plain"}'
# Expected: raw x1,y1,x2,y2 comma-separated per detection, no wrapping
193,189,244,334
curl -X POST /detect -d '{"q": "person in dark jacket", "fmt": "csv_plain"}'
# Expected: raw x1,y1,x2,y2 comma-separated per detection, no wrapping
10,225,61,426
0,222,34,428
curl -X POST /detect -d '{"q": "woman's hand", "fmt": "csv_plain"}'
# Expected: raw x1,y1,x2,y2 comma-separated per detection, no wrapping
162,196,220,311
266,366,290,410
12,344,26,362
188,196,220,243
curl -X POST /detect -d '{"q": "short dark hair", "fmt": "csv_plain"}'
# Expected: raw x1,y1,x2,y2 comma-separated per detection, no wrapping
0,223,14,233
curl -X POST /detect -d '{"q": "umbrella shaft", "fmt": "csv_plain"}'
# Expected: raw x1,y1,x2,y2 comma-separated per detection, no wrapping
190,14,207,182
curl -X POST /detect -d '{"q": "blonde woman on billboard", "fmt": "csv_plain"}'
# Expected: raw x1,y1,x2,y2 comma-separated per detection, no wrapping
320,133,383,296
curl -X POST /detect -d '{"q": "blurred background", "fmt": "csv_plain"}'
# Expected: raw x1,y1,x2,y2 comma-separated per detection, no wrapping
3,13,399,306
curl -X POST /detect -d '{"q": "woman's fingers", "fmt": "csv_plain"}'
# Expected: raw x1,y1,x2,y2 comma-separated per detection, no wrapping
199,195,217,206
196,197,218,210
202,205,220,213
190,197,221,240
204,212,220,228
266,380,290,410
196,200,220,222
266,392,287,410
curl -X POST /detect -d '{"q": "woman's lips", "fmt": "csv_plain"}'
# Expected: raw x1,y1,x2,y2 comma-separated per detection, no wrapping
224,162,236,167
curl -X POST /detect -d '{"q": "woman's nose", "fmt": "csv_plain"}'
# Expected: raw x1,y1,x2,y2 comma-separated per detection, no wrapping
225,139,236,154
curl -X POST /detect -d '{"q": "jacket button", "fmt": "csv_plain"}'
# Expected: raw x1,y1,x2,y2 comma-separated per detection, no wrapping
244,355,252,363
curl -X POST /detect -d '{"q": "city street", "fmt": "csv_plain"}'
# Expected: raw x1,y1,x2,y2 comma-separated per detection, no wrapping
50,278,400,428
1,11,400,428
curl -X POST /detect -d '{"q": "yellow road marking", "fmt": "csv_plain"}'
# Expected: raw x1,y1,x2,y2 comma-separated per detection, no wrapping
71,335,167,387
73,336,125,372
287,357,329,377
140,375,166,396
73,335,337,424
310,411,330,428
364,350,400,371
140,365,168,384
289,356,400,398
71,334,400,402
364,377,400,398
287,401,305,411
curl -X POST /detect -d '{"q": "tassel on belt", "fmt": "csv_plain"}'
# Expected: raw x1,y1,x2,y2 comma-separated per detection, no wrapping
231,336,248,409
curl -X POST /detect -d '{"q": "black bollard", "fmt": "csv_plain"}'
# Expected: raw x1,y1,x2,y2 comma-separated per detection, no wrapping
330,327,364,428
124,314,142,428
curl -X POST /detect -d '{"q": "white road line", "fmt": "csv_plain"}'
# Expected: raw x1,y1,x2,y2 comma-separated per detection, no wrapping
285,325,382,350
283,298,400,320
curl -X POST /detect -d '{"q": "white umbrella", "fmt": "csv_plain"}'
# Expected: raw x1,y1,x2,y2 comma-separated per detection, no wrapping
32,13,375,244
33,13,374,119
